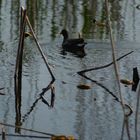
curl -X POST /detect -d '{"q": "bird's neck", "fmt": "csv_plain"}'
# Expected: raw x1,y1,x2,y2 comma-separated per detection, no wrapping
63,34,68,41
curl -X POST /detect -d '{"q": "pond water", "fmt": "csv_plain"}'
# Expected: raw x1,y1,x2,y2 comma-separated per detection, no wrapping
0,0,140,140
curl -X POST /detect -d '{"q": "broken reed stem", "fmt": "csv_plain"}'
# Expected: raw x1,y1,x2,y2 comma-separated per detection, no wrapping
0,134,78,140
15,7,26,75
105,0,129,139
14,7,26,94
135,84,140,140
25,15,55,82
0,134,50,139
0,122,54,137
105,0,125,113
14,7,26,133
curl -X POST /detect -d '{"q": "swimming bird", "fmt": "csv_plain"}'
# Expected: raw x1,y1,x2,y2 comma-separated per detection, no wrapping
60,29,87,51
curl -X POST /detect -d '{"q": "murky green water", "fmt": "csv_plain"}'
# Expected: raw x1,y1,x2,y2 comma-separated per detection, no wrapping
0,0,140,140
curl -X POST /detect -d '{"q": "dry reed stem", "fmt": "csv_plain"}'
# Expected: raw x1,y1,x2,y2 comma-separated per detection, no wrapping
105,0,132,139
105,0,125,112
17,10,56,122
0,134,50,139
25,15,55,82
14,7,26,89
14,7,27,133
14,7,26,99
0,122,54,137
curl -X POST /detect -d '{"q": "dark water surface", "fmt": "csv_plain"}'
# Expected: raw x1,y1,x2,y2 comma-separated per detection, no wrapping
0,1,140,140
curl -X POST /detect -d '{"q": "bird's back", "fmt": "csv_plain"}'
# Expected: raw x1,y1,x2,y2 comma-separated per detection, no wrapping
62,38,86,49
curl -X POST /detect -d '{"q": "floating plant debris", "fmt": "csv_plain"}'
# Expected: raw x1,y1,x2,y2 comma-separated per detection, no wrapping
120,79,134,85
77,84,91,90
24,32,32,37
51,135,74,140
62,81,67,84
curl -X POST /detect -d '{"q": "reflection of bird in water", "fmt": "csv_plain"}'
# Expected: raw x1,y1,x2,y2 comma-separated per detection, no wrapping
60,48,86,58
93,19,106,27
60,29,87,58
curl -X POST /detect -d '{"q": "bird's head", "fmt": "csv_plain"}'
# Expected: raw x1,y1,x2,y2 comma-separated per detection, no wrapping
60,29,68,39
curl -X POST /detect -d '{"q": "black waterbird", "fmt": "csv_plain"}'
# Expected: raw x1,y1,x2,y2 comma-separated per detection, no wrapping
60,29,87,51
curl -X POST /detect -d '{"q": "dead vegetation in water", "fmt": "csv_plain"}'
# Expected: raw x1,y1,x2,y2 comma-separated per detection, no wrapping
0,6,76,140
76,0,140,139
1,1,140,139
1,6,56,139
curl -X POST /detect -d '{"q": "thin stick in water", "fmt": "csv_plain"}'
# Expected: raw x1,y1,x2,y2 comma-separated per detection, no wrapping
25,15,55,82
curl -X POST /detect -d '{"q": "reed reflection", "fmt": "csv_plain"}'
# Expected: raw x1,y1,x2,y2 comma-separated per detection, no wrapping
22,84,55,123
15,89,22,133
